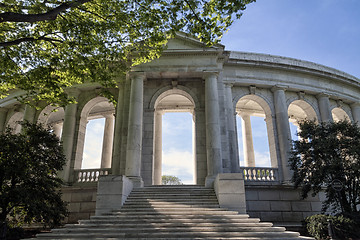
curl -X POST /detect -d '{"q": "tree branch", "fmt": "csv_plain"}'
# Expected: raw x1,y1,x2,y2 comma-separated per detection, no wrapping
0,36,63,47
0,0,91,23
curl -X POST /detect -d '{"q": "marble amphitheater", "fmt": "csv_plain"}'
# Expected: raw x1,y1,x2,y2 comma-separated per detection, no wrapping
1,32,359,239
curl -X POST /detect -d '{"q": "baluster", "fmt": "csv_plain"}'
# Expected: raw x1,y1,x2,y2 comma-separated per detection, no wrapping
251,168,256,180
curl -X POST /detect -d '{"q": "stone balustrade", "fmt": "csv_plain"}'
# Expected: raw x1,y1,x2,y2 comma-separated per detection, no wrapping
73,168,111,183
241,167,279,182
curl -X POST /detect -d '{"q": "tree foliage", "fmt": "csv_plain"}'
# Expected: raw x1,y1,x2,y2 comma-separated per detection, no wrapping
0,0,255,106
0,122,67,229
289,120,360,216
162,175,183,185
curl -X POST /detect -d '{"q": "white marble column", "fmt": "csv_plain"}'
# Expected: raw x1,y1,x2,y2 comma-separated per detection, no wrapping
60,102,78,183
101,114,115,169
317,93,333,122
23,105,36,123
153,110,162,185
125,73,145,187
241,113,256,167
224,84,240,173
112,81,125,175
0,108,7,133
351,103,360,126
204,72,223,186
272,86,292,183
52,123,63,139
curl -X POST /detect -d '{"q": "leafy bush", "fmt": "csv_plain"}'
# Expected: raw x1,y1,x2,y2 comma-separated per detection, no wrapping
0,122,68,237
305,214,360,240
161,175,183,185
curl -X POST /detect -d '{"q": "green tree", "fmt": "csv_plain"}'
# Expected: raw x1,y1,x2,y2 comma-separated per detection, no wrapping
0,122,67,233
289,120,360,217
162,175,183,185
0,0,254,106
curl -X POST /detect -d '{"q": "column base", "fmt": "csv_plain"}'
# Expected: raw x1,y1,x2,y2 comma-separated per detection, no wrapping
95,175,133,216
127,176,144,188
205,175,217,188
214,173,246,214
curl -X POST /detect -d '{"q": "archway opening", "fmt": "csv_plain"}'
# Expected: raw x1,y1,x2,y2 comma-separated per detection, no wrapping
82,118,105,169
332,107,350,122
162,112,194,184
235,96,272,168
154,90,195,185
288,100,318,141
78,97,115,170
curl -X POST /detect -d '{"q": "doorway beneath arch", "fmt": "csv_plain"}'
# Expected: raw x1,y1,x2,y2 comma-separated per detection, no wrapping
153,90,196,185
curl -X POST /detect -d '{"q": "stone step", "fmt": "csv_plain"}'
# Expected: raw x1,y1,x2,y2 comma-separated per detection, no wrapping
69,222,274,228
117,207,226,212
36,230,301,239
124,199,219,203
81,217,263,224
121,203,220,208
35,185,311,239
103,210,240,215
52,226,288,233
36,237,311,240
126,196,218,200
90,214,252,220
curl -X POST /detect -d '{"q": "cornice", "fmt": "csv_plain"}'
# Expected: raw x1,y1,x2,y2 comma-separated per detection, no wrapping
225,51,359,87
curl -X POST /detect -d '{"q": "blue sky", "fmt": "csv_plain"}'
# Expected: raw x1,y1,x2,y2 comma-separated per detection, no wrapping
82,0,360,184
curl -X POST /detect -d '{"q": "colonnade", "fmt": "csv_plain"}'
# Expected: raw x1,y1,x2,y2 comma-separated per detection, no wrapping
1,72,360,186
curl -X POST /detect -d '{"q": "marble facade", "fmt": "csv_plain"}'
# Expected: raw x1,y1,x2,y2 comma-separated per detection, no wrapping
1,33,359,226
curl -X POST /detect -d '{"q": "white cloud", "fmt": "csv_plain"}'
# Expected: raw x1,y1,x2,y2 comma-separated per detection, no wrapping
254,151,271,167
82,119,105,169
162,149,195,184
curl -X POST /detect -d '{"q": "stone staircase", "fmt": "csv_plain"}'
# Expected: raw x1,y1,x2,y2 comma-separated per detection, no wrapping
35,185,312,239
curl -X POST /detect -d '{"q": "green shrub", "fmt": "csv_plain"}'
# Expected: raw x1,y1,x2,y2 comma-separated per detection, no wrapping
305,214,360,240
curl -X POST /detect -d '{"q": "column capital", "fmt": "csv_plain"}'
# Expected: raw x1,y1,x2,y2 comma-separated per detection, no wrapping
202,71,219,80
102,112,115,119
129,71,146,80
271,85,289,92
224,82,234,88
238,111,252,118
65,88,81,98
0,107,8,113
154,109,164,115
350,102,360,108
316,92,330,99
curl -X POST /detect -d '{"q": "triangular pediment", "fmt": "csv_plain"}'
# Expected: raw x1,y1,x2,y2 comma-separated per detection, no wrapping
165,32,224,51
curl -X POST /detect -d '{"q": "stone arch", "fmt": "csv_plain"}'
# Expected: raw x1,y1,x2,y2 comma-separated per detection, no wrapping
331,107,351,122
288,99,319,123
151,87,198,185
6,111,24,133
37,105,65,138
73,96,115,170
149,85,199,110
235,93,278,168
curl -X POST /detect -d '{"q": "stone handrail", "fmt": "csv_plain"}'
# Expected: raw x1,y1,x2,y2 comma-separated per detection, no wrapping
73,168,111,183
241,167,279,182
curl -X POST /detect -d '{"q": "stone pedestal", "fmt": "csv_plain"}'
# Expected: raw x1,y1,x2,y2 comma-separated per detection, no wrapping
95,175,133,216
214,173,246,213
